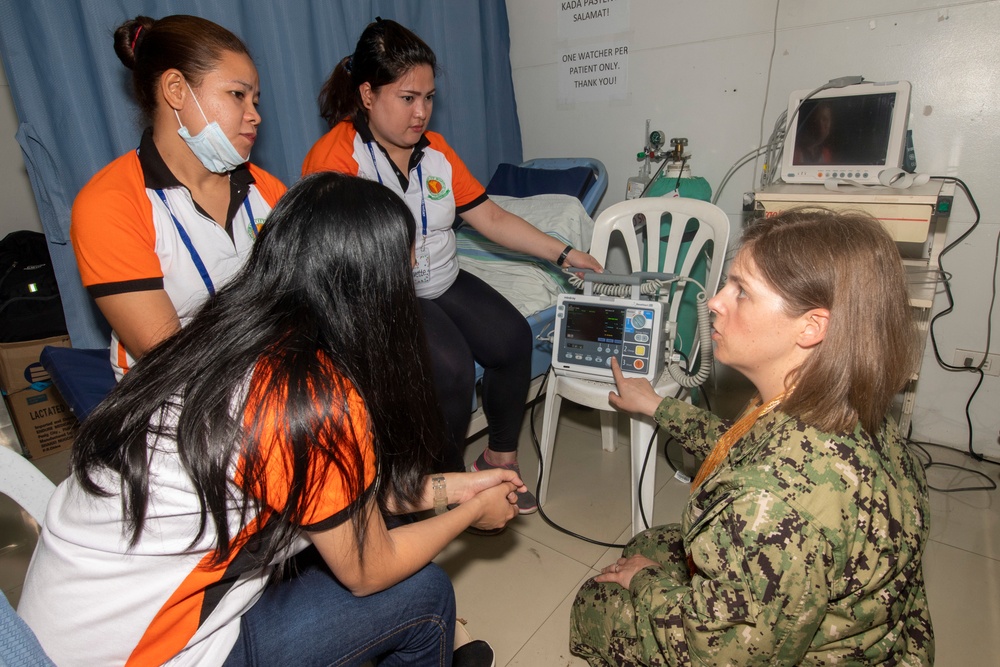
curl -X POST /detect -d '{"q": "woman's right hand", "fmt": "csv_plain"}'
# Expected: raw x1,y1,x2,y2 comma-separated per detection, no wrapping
468,481,520,531
607,357,663,418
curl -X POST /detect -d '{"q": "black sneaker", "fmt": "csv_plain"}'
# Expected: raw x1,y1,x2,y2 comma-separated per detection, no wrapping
471,451,537,515
453,639,495,667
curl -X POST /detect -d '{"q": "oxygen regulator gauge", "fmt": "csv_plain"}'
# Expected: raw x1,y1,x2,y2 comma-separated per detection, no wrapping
648,130,666,152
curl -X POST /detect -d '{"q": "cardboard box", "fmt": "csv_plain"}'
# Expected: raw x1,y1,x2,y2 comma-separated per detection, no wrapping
0,335,77,459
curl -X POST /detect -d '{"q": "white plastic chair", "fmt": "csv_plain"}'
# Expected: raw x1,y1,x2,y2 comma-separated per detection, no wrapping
537,197,730,536
0,445,55,527
0,445,57,666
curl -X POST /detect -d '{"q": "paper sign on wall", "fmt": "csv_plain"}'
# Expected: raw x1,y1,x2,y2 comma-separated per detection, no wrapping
558,40,630,103
557,0,630,40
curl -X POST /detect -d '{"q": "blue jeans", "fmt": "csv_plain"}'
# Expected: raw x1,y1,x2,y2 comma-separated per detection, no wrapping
223,548,456,666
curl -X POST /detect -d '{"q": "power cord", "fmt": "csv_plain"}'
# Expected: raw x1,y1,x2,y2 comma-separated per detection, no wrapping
924,176,999,464
527,364,688,547
527,369,627,548
750,0,781,188
906,437,997,493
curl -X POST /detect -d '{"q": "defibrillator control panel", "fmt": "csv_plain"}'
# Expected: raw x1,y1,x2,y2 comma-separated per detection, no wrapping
552,293,666,382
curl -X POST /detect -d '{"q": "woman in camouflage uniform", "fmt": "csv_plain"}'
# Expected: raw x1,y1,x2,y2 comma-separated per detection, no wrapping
571,208,933,665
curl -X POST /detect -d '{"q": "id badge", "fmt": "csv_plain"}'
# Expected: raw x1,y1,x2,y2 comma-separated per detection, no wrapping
413,245,431,284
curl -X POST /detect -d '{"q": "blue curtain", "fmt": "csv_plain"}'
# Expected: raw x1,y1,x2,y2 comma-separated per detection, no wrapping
0,0,522,347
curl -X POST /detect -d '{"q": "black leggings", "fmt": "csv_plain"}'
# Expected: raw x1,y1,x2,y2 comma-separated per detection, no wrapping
420,270,531,472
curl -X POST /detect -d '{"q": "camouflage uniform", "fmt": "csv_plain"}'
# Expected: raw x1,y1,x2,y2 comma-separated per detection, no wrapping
571,397,933,666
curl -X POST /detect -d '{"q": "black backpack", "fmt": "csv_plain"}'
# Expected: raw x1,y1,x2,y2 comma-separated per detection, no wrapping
0,230,68,342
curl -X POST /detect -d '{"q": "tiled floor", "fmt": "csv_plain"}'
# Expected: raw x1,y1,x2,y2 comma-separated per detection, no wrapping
3,396,1000,665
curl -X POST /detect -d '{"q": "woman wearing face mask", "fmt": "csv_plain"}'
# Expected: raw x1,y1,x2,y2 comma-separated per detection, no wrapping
303,19,603,502
71,15,286,380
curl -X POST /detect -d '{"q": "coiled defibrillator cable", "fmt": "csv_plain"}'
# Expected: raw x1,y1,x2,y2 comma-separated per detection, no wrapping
563,272,714,388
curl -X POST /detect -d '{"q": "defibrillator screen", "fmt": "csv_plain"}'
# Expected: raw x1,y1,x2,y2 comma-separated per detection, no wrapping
564,304,624,345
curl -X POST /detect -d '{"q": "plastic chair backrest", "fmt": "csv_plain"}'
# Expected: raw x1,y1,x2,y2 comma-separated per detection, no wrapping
0,447,57,665
0,446,56,526
589,197,730,364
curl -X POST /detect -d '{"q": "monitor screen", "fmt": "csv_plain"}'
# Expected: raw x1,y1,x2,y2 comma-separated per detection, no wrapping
792,93,896,166
553,295,665,381
781,80,911,185
564,304,625,346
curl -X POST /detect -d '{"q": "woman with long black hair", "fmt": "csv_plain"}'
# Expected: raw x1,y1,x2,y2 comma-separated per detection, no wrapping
19,172,522,666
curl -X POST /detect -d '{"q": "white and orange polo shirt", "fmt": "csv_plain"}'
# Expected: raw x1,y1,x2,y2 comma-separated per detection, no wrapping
18,365,376,666
71,130,286,379
302,119,487,299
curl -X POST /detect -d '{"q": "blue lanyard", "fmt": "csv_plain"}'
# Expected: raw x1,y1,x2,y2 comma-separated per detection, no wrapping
416,163,427,238
155,190,256,296
365,142,384,186
243,197,258,238
366,142,427,238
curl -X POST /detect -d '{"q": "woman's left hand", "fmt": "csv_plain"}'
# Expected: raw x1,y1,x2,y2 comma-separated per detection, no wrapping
564,248,603,272
446,470,526,506
594,555,659,588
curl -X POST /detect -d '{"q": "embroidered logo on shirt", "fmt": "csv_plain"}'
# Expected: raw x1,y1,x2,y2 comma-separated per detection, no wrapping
425,175,450,200
247,219,265,240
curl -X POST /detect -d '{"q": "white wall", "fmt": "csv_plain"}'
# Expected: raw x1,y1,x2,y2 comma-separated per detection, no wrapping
0,52,42,236
507,0,1000,458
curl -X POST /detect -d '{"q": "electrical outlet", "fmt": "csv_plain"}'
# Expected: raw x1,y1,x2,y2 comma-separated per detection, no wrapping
953,349,1000,377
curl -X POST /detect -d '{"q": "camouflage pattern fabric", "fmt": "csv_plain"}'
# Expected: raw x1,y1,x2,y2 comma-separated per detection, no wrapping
571,397,933,666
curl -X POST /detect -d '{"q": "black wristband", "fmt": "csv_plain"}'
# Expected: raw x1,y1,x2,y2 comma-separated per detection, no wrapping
557,244,573,266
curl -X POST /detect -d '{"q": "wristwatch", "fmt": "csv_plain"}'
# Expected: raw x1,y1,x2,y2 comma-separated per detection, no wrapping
431,474,448,515
557,244,573,266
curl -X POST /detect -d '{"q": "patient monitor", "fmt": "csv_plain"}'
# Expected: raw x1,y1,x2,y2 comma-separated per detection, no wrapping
552,270,676,382
554,269,714,389
552,293,666,382
781,80,911,185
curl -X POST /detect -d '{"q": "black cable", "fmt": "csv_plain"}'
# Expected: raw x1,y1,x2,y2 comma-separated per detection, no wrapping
528,368,628,548
528,364,690,546
672,157,688,193
675,348,712,413
905,438,998,493
635,382,687,530
641,156,669,197
636,423,659,531
928,176,989,369
651,350,694,475
700,383,713,413
925,177,999,461
661,435,684,478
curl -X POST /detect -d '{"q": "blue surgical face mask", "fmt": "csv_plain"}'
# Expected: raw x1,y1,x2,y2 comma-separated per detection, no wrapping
175,83,249,174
